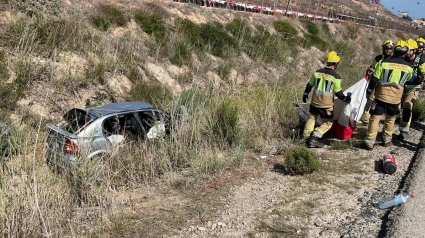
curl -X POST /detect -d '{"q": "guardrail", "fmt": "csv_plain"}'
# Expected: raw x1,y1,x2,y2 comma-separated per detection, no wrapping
170,0,424,36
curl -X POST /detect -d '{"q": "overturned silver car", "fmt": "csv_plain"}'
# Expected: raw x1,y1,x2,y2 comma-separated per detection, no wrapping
45,101,173,167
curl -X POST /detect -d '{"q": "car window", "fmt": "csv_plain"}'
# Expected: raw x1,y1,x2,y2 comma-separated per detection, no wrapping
102,113,143,142
61,108,93,133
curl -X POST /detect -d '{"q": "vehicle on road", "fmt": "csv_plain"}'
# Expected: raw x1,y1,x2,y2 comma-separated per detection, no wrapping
45,101,174,168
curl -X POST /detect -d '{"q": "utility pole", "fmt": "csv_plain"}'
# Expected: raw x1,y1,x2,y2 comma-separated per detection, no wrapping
261,0,264,13
307,0,311,14
285,0,291,16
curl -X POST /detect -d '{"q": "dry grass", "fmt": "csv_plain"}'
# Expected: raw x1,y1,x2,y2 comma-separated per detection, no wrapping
0,0,407,236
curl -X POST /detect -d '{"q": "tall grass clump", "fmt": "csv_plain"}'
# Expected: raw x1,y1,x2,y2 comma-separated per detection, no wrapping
98,4,128,28
174,18,203,47
225,18,251,39
134,11,167,40
331,40,361,87
346,23,358,39
199,22,237,57
0,124,74,237
5,15,95,56
236,82,299,150
412,101,425,122
244,26,296,65
9,0,63,16
300,19,319,35
273,20,297,36
322,22,332,36
128,81,172,106
208,98,240,146
303,34,328,51
283,145,321,175
169,41,192,67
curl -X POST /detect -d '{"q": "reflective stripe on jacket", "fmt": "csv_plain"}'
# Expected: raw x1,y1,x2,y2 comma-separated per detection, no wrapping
372,56,413,104
309,67,342,108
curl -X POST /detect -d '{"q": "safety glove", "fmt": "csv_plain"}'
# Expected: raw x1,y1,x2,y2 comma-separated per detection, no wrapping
365,67,374,78
302,93,309,103
343,95,351,104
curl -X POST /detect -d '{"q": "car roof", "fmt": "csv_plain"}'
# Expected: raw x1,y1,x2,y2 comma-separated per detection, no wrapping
87,101,155,117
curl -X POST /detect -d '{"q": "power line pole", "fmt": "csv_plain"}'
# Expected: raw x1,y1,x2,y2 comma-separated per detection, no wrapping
285,0,291,16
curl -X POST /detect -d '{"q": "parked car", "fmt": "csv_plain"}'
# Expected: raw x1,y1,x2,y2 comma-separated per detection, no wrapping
45,101,174,167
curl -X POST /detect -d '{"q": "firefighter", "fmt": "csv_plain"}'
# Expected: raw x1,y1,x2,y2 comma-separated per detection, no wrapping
398,38,425,140
302,51,351,148
417,37,424,56
363,40,413,150
360,39,394,124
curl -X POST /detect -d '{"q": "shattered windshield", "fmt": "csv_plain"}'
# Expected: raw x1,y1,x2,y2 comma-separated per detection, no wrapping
61,108,96,133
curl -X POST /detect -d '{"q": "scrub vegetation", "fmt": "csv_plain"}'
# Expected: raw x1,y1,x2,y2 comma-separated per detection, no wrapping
0,0,423,237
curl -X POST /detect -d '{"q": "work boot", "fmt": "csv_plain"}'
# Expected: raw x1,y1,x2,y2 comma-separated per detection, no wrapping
397,132,407,141
361,141,374,150
382,140,392,147
308,136,325,148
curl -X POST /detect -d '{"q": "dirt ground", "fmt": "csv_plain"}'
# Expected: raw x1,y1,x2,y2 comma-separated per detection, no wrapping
88,118,423,238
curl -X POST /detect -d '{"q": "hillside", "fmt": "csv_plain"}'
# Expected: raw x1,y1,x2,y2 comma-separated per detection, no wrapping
0,0,424,237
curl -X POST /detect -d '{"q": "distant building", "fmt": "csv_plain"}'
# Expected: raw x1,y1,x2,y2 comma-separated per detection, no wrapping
413,19,425,28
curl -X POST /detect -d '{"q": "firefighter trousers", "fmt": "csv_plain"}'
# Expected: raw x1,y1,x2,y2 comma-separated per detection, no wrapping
400,90,419,133
365,100,399,146
303,106,334,138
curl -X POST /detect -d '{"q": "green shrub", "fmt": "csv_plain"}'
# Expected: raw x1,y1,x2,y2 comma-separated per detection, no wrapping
170,42,191,67
380,28,386,34
175,18,203,47
273,20,297,36
10,0,63,16
134,11,166,39
0,122,21,158
90,15,110,31
412,101,425,122
85,59,108,85
283,145,321,175
98,4,128,27
210,98,240,146
301,19,319,35
245,33,295,64
0,63,9,80
346,24,357,39
217,62,233,81
225,18,251,39
199,22,237,57
174,88,208,116
303,34,328,51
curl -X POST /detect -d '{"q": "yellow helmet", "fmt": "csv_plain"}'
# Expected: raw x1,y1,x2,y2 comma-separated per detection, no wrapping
394,40,408,54
326,51,340,63
381,39,394,49
417,37,425,48
406,38,418,50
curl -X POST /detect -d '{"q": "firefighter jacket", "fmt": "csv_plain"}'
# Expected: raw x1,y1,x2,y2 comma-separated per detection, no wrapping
305,67,345,109
404,53,425,93
371,54,390,69
369,56,413,104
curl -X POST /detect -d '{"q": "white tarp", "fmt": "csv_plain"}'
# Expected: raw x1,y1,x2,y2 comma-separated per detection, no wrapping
296,77,369,126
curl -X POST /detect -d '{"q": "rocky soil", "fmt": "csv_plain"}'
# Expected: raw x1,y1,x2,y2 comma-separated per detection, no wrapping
161,122,423,238
101,119,424,238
